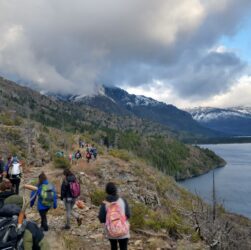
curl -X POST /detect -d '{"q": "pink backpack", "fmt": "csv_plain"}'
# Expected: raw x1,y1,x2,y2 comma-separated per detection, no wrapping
105,201,129,238
70,180,80,198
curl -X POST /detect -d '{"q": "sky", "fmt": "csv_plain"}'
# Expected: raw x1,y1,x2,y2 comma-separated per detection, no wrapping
0,0,251,108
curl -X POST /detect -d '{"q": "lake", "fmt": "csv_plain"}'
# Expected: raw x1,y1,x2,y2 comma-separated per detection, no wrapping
179,143,251,219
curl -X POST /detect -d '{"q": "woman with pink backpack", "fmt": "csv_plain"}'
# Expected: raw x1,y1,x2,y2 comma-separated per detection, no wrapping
98,182,130,250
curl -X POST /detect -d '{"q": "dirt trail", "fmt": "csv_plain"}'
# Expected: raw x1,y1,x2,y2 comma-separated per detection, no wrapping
21,158,112,250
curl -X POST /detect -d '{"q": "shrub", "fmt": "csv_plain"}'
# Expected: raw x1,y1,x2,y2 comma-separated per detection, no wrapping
130,202,148,229
0,113,14,126
37,133,50,150
53,157,70,169
90,188,106,206
109,149,131,162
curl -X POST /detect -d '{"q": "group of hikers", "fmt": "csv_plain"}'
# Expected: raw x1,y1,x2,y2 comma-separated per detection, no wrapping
0,155,22,195
0,154,130,250
70,144,98,163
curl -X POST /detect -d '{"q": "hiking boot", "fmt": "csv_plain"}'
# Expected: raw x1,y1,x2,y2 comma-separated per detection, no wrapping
62,225,71,230
77,217,82,226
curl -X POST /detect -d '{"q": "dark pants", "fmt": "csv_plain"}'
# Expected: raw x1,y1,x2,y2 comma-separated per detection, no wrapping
10,178,20,194
39,209,49,231
109,239,128,250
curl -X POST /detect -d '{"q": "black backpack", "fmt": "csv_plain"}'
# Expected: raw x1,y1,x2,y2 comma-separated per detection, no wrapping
0,216,44,250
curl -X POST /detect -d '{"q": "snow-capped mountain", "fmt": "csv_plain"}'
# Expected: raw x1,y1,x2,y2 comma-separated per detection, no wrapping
186,107,251,136
65,86,221,137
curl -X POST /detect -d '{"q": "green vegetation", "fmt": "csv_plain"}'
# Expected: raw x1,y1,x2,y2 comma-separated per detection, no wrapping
130,201,190,237
37,133,50,150
90,188,106,206
53,156,70,169
109,149,131,161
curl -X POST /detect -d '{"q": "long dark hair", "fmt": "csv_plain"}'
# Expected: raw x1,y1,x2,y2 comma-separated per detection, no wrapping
63,169,73,177
38,172,47,186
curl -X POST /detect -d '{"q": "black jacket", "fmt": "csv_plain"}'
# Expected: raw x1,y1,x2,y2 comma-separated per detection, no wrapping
98,195,131,223
61,175,76,200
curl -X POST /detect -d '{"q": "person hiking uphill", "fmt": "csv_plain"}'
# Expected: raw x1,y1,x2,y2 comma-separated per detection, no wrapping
75,150,82,160
4,155,12,178
8,156,22,194
30,172,57,231
98,182,130,250
61,169,82,229
86,148,92,163
0,194,50,249
90,145,98,160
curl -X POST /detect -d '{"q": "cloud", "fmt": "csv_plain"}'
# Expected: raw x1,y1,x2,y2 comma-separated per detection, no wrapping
200,75,251,107
168,49,246,99
0,0,251,99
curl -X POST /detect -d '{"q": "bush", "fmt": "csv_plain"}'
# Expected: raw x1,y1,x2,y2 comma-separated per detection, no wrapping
109,149,131,162
130,202,148,229
53,157,70,169
37,133,50,150
90,188,106,206
0,113,14,126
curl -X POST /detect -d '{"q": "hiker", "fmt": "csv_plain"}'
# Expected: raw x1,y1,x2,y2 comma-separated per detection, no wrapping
75,150,82,160
55,151,64,158
0,155,4,182
30,172,57,231
90,145,98,160
4,155,12,179
8,156,22,194
61,169,82,229
69,153,73,164
86,149,92,163
98,182,130,250
0,194,49,249
0,178,15,208
78,139,82,148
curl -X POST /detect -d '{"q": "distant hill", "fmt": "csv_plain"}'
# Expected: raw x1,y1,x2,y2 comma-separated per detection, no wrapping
67,85,221,138
186,106,251,136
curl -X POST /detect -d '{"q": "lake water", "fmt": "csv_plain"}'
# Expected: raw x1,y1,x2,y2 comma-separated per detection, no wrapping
179,143,251,219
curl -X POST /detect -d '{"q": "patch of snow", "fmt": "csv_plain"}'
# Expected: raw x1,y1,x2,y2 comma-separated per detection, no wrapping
134,95,159,106
186,106,251,122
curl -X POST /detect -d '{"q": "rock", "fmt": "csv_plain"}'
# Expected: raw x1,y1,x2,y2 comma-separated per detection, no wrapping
89,233,104,240
134,240,142,246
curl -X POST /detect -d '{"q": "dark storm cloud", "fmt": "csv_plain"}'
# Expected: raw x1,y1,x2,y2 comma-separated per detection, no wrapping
0,0,250,99
169,51,246,99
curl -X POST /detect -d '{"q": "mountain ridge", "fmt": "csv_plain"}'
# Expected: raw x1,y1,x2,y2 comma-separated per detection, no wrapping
64,85,222,139
186,106,251,136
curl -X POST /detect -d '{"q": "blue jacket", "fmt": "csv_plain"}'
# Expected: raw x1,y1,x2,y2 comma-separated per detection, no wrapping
30,180,57,211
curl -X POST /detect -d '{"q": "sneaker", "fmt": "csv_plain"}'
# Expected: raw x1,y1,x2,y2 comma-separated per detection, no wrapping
62,225,71,230
77,217,82,226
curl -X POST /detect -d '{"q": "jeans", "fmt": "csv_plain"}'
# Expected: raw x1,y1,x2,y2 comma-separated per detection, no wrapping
39,209,49,231
64,198,79,227
109,239,129,250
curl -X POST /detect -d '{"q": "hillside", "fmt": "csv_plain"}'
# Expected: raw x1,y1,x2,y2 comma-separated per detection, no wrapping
186,107,251,136
0,76,225,179
20,141,251,250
